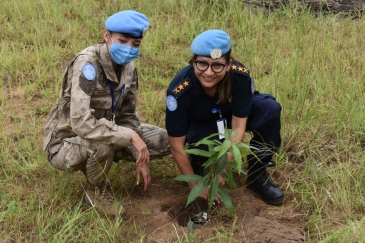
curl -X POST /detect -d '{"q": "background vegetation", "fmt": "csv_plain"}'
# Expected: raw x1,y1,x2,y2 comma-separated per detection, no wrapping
0,0,364,242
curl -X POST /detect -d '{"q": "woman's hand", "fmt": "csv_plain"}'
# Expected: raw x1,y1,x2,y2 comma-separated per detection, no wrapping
130,131,150,167
198,186,222,204
217,174,226,187
136,163,151,191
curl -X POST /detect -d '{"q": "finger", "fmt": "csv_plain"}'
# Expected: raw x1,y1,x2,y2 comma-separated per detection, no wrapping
146,150,150,164
135,155,143,167
216,194,222,204
136,166,140,185
143,172,151,191
144,176,150,191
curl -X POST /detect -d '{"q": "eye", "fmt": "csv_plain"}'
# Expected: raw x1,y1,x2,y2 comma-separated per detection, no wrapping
118,38,128,43
212,63,225,68
133,42,141,48
196,61,208,66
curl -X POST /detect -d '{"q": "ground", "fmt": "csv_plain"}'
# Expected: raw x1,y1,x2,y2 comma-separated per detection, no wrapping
113,162,306,242
3,87,306,242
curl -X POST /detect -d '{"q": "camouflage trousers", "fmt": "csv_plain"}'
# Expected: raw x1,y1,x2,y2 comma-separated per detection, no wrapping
48,123,170,185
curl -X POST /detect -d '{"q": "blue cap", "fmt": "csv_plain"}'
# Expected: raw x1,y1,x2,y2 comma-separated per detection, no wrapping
191,30,231,59
105,10,150,38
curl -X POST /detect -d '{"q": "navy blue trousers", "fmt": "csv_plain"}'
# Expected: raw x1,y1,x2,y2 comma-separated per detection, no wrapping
186,92,282,176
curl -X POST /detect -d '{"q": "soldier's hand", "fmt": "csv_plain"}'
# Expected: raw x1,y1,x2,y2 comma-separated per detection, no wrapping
136,163,151,191
130,131,150,167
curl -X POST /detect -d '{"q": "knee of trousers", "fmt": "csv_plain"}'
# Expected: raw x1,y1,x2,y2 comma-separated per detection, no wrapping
84,143,115,185
251,94,282,121
260,98,281,121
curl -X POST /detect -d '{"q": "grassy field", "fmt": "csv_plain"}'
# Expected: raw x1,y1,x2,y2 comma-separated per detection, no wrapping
1,0,365,242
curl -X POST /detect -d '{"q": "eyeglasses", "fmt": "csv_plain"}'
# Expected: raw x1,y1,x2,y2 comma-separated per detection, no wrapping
194,60,227,73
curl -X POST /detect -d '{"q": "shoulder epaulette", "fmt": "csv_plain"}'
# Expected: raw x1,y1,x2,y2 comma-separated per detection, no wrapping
230,62,250,77
170,77,192,98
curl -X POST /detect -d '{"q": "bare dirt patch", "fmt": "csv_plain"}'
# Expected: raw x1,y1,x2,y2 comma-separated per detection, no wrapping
120,171,305,242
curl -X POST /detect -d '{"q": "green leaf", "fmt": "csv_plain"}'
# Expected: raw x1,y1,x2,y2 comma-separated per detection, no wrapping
193,133,222,146
227,168,235,188
220,171,228,181
231,144,242,173
186,179,208,207
193,139,217,147
208,176,218,208
173,174,203,183
213,145,221,152
202,154,218,168
241,147,247,165
224,128,231,140
202,170,213,181
208,143,213,153
227,161,238,170
215,154,227,175
236,142,257,151
218,187,233,215
217,139,231,159
231,130,238,139
185,148,213,158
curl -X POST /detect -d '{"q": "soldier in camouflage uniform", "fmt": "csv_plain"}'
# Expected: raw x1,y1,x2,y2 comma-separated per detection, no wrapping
43,10,170,216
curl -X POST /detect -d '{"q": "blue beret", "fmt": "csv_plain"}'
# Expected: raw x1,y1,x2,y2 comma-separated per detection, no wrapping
191,30,231,59
105,10,150,38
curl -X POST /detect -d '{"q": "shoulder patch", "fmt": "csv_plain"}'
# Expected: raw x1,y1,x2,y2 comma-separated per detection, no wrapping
82,63,97,81
166,95,178,111
230,62,250,77
170,77,192,98
79,75,95,96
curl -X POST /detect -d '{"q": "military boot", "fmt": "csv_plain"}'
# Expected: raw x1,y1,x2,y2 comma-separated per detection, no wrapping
85,180,125,216
246,160,284,205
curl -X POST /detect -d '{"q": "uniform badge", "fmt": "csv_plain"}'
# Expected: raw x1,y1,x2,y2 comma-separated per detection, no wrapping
142,27,149,37
166,95,178,111
82,63,96,81
210,49,222,59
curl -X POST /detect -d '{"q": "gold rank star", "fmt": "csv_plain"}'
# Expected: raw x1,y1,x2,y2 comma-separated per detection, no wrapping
243,68,248,73
183,80,189,87
173,88,180,93
238,66,244,72
178,84,184,90
231,65,237,70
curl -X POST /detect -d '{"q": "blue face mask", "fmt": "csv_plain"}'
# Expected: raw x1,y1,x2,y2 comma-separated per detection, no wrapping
109,41,140,65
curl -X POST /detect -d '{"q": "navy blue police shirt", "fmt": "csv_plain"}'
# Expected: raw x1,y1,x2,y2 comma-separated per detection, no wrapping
166,61,253,138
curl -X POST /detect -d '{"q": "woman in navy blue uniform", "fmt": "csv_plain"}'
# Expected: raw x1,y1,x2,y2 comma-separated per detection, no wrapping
165,29,284,205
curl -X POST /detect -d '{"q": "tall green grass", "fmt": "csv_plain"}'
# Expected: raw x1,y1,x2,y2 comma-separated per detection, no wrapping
1,0,364,241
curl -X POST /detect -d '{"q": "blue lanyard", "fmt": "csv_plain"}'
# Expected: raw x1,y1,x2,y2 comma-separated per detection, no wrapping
108,81,125,122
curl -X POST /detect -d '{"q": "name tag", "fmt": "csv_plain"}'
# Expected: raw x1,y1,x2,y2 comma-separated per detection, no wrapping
93,89,110,96
216,118,227,139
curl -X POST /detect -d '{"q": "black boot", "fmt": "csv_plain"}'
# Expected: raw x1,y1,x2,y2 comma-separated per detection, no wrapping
246,160,284,205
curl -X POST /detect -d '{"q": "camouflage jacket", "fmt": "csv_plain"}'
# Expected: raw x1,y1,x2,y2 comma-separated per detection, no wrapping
44,43,140,156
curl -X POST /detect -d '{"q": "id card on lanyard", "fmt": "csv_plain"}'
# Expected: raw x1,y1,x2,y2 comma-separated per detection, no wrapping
211,108,227,139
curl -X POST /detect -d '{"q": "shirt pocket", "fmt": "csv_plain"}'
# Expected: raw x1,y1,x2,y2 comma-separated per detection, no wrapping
90,96,112,120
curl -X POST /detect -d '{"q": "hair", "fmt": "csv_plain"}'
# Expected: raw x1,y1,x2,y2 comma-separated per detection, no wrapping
189,49,232,104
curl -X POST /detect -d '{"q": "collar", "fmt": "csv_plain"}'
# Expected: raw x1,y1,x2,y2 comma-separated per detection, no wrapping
100,43,119,84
